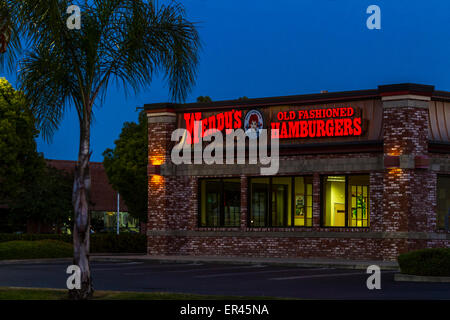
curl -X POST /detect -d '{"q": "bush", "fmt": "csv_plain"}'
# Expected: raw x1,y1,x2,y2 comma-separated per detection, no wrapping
0,233,146,253
0,240,73,260
398,248,450,277
90,233,146,253
0,233,72,243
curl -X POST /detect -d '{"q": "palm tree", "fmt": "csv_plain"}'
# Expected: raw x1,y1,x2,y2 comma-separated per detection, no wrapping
2,0,199,299
0,0,21,69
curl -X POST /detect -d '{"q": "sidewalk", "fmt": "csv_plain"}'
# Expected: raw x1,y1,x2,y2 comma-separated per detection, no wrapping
90,254,399,270
0,254,399,270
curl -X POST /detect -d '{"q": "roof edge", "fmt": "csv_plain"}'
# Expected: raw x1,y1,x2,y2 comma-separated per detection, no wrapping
144,83,450,112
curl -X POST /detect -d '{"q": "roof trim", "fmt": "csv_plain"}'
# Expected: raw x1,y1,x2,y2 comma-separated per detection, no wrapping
144,83,450,112
144,89,380,112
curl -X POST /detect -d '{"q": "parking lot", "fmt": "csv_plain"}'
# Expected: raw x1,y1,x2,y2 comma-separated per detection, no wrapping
1,260,449,299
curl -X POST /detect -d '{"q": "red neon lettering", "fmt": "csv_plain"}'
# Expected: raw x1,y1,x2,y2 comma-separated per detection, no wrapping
224,111,233,129
343,118,352,136
317,120,325,137
300,121,308,137
308,120,316,138
335,119,344,136
288,121,299,138
216,113,224,131
347,107,354,117
271,123,280,138
184,112,202,143
353,118,362,135
298,110,305,120
280,122,288,138
233,110,242,128
325,120,334,136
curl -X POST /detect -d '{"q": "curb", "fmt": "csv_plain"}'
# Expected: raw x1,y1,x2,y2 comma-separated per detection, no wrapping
0,253,145,265
394,273,450,283
0,258,72,265
90,255,400,270
0,255,399,270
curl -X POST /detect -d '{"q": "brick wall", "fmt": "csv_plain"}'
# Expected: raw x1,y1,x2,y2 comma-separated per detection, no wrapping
146,97,450,261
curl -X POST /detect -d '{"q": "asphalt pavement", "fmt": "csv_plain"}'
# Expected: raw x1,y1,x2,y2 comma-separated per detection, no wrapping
1,260,449,299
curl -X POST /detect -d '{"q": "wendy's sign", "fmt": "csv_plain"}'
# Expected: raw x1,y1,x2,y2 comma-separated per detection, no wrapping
182,106,363,143
271,107,362,139
183,110,242,143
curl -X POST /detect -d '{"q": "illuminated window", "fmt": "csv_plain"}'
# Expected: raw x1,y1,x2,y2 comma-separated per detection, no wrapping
199,178,240,227
294,177,313,227
249,176,313,227
321,175,370,227
437,175,450,229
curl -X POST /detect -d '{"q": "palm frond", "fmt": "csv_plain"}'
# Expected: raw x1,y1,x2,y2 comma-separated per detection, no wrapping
15,0,200,139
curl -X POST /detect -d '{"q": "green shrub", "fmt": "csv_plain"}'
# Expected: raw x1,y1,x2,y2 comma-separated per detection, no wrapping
0,240,73,260
0,233,71,243
0,233,146,253
398,248,450,276
90,233,146,253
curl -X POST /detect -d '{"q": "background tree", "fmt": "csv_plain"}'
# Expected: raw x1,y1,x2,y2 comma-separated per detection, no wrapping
103,111,148,224
196,95,212,103
9,165,73,233
2,0,199,299
0,78,43,206
0,78,73,233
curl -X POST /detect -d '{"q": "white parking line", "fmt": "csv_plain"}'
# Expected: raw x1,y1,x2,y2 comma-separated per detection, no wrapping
169,264,266,273
269,270,397,281
194,268,331,279
123,265,267,276
93,263,183,271
113,262,144,265
122,272,148,275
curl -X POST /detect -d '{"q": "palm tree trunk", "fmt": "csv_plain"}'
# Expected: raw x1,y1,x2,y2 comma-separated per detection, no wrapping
69,117,93,300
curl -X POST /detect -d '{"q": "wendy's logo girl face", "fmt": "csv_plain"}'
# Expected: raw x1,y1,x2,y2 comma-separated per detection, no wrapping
244,110,263,139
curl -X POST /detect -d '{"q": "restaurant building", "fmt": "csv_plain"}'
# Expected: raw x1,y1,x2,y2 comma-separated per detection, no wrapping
145,83,450,261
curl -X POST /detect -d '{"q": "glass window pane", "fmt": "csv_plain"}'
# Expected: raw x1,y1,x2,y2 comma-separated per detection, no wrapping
272,177,291,227
347,175,370,228
322,175,346,227
294,177,306,226
200,178,240,227
223,179,240,227
250,178,270,227
293,176,313,227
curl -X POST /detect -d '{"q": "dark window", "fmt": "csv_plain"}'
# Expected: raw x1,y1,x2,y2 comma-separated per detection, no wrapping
249,176,313,227
199,178,240,227
321,175,370,227
437,175,450,229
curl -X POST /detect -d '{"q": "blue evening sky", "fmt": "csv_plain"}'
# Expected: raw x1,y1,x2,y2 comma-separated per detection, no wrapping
4,0,450,161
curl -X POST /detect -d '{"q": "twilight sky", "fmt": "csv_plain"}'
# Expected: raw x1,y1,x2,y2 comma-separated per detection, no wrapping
4,0,450,162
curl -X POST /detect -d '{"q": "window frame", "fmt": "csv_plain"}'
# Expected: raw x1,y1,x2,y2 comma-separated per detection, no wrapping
247,175,314,228
320,174,370,228
197,177,241,228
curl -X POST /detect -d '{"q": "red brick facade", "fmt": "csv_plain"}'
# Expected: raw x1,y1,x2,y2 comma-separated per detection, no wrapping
146,84,450,261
